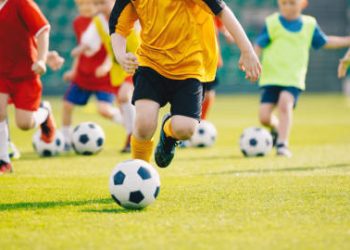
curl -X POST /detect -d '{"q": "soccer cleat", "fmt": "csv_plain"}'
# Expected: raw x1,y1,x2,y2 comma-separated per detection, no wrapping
0,160,13,175
154,113,178,168
270,128,278,147
8,141,21,160
120,134,131,153
40,101,56,143
276,144,292,158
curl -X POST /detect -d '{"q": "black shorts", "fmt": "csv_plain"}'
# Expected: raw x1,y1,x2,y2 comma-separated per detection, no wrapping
202,75,219,92
260,85,302,108
132,67,203,120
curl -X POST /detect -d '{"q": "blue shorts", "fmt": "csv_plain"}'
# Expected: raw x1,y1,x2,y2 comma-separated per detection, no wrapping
64,83,115,106
260,85,302,107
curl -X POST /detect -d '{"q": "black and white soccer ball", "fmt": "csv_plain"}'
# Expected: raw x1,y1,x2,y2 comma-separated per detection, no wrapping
109,159,161,209
240,127,273,157
71,122,105,155
32,130,65,157
190,120,217,147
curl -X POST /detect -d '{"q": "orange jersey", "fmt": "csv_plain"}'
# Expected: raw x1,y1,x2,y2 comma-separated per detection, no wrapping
109,0,225,82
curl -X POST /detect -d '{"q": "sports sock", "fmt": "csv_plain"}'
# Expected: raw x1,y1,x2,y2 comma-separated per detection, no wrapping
0,120,10,163
62,126,72,144
111,107,123,124
33,107,49,128
201,94,214,120
163,118,175,138
131,135,154,162
121,102,135,134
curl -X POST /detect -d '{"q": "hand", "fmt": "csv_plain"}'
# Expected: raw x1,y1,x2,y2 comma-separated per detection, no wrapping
63,70,75,82
47,51,65,71
71,46,84,57
338,58,350,78
117,52,139,74
95,64,110,78
238,50,261,82
31,60,47,75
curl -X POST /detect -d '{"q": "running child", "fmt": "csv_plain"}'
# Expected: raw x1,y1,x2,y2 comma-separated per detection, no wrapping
255,0,350,157
0,0,57,174
338,49,350,78
109,0,261,168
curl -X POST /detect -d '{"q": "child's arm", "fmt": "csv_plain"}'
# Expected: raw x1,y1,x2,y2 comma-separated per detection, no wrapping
63,57,79,82
324,36,350,49
46,50,64,71
32,28,50,75
217,6,261,82
111,33,138,74
95,55,112,78
338,48,350,78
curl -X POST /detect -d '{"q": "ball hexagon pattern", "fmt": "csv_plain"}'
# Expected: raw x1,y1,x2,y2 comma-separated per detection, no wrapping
71,122,105,155
109,159,161,209
32,130,65,157
190,120,217,148
239,127,273,157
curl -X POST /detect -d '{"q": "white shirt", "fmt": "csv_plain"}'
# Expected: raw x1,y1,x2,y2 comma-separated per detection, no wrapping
81,14,107,57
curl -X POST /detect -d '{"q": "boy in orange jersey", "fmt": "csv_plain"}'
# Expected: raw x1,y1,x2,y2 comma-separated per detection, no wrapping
109,0,261,168
62,0,125,152
0,0,58,174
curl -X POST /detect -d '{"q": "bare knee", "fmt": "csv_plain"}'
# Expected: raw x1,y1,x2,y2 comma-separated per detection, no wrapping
259,112,271,126
16,120,33,130
278,102,293,114
134,120,157,140
171,117,198,140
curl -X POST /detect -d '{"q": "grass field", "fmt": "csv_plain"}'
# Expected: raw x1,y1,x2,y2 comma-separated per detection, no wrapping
1,95,350,250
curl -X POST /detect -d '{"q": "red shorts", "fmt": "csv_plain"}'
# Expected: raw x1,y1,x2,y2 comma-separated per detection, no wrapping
0,76,42,111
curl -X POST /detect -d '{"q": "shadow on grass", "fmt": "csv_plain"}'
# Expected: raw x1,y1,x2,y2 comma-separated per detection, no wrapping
16,151,81,161
177,154,242,162
81,208,144,214
204,163,350,176
0,198,112,211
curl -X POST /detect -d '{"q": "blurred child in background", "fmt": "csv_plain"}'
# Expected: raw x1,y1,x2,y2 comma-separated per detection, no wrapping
0,0,58,174
338,49,350,78
255,0,350,157
75,0,139,153
62,0,124,152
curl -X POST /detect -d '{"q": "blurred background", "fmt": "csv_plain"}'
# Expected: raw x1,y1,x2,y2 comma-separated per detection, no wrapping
37,0,350,95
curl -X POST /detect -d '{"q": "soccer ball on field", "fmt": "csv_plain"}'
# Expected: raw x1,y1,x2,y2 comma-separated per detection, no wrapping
71,122,105,155
32,130,65,157
109,159,161,209
239,127,273,157
190,120,217,147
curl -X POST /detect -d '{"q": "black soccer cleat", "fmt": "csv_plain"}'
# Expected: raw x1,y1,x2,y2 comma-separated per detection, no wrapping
154,113,178,168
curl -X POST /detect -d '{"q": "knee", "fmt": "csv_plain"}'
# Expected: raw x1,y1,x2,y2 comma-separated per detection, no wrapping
172,121,197,140
278,103,293,114
118,93,130,104
134,120,156,140
259,112,271,126
16,120,33,131
97,106,110,118
0,112,6,122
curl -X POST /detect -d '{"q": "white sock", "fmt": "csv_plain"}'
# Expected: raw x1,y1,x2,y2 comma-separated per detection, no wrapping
0,120,10,162
62,126,72,144
111,107,123,124
121,102,135,134
33,107,49,128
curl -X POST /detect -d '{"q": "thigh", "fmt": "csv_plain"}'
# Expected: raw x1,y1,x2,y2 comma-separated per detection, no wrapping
170,79,203,120
0,93,9,120
11,77,42,111
117,81,134,103
15,108,35,125
282,87,302,108
277,91,296,111
132,67,167,107
64,83,91,106
134,99,160,137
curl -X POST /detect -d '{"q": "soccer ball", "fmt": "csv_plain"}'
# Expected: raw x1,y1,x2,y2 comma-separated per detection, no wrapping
240,127,273,157
109,159,161,209
32,130,65,157
190,120,217,147
71,122,105,155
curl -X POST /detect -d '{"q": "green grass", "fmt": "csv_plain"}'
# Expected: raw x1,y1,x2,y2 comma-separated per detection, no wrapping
1,95,350,250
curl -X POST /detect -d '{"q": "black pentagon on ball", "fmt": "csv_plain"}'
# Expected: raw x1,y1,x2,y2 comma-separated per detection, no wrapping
198,128,205,135
42,149,52,157
88,123,96,129
137,166,151,180
56,138,61,147
79,134,89,144
73,125,80,133
111,194,122,206
198,143,206,148
82,151,93,156
96,137,104,147
154,186,160,199
249,138,258,147
114,171,126,185
256,153,265,157
129,191,145,204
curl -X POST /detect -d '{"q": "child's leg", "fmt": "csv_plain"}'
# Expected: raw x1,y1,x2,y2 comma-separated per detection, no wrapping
14,108,48,131
164,115,198,140
118,82,135,137
201,90,215,120
132,99,159,162
62,100,74,145
0,93,10,163
95,92,123,124
276,91,295,146
259,104,278,129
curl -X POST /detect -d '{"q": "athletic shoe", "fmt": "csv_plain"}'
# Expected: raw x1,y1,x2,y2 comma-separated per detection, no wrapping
154,113,178,168
0,160,13,175
121,134,131,153
277,144,292,158
271,128,278,147
40,101,56,143
8,141,21,160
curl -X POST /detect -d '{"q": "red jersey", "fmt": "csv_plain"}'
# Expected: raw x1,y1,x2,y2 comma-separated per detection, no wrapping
72,16,113,92
0,0,49,81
